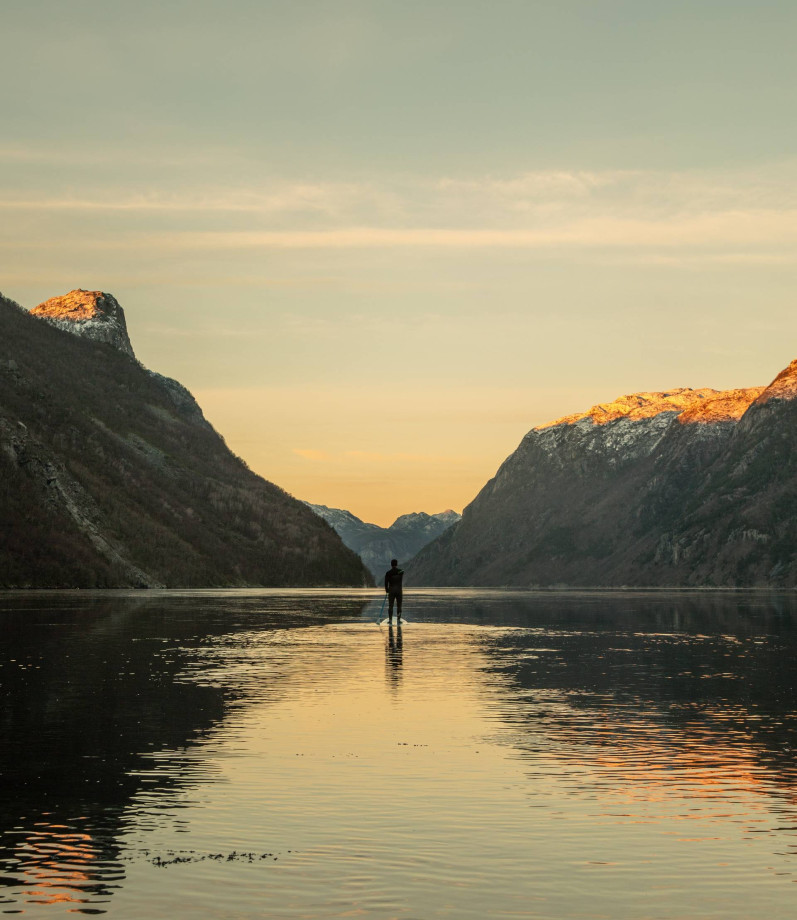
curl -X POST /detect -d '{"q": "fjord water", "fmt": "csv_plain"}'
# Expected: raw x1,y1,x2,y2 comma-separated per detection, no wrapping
2,590,796,918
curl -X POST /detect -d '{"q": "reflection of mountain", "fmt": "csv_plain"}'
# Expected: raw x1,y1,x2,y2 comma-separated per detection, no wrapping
468,592,797,795
0,591,369,913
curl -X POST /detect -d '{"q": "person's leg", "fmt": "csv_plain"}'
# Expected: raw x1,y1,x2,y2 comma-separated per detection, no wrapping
396,592,402,618
388,592,395,619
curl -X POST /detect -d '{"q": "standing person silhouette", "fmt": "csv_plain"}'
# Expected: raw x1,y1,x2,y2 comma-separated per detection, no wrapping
384,559,404,623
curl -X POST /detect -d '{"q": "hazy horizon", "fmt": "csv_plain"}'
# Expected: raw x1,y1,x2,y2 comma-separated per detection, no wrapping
3,0,796,525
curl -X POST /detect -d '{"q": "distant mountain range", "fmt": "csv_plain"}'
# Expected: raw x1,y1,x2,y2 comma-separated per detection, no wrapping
0,289,371,588
409,361,797,588
306,504,460,579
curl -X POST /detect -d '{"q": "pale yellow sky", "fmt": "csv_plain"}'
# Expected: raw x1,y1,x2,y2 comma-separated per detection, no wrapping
3,1,797,526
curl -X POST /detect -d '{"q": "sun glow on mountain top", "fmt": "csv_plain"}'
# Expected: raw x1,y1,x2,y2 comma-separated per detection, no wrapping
539,387,770,430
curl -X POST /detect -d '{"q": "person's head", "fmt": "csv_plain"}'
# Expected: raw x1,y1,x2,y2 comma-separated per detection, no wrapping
391,559,398,567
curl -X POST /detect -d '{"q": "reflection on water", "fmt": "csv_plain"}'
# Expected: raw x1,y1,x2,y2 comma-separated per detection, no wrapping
4,822,121,910
1,588,797,917
385,623,403,690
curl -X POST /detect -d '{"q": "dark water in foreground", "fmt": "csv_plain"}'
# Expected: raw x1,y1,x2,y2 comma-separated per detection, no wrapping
1,588,797,918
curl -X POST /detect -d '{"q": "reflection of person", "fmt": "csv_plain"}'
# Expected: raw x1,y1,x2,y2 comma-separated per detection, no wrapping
384,559,404,622
386,622,403,688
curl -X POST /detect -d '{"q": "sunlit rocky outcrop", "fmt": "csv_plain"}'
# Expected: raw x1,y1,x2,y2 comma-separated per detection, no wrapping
31,289,136,358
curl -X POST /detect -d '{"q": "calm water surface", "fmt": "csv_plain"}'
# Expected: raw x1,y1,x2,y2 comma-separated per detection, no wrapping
1,588,796,918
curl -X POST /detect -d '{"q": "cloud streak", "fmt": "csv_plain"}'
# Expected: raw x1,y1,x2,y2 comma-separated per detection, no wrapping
293,448,467,465
155,211,797,250
3,165,797,262
12,210,785,256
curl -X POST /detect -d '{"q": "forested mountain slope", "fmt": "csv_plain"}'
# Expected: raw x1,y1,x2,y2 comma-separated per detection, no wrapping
0,291,371,588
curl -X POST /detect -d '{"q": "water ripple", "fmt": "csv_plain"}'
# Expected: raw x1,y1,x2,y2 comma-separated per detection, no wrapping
2,589,797,917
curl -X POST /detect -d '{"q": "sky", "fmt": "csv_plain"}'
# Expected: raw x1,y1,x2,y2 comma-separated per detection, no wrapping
2,0,796,525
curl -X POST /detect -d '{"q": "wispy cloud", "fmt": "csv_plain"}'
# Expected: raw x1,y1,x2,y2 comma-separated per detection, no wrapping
115,209,797,252
343,450,466,464
0,185,370,215
293,449,330,462
5,163,797,218
4,218,795,264
292,448,467,466
3,164,797,261
0,143,251,170
436,170,618,201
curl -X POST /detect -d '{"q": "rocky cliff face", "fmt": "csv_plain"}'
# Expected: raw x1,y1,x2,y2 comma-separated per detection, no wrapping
307,504,461,579
29,290,210,428
409,366,796,587
0,291,372,588
31,290,136,358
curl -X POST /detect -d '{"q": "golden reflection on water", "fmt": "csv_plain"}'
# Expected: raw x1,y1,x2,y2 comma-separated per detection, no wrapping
117,621,797,918
4,821,116,909
3,591,797,918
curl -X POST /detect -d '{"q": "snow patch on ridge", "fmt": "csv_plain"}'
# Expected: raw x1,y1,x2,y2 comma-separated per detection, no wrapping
525,385,768,466
538,388,720,429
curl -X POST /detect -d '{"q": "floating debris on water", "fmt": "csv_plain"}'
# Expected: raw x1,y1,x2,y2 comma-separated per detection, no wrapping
149,850,292,868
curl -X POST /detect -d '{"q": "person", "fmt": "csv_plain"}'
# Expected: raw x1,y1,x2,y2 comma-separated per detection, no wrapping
384,559,404,622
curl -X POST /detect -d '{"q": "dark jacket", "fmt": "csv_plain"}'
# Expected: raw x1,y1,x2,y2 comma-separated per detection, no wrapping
384,566,404,593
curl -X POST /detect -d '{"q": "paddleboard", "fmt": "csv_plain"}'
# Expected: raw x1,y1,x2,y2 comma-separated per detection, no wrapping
380,618,408,626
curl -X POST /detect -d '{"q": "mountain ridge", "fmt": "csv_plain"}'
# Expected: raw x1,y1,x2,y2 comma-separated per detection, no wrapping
307,503,461,579
408,363,797,588
0,290,372,588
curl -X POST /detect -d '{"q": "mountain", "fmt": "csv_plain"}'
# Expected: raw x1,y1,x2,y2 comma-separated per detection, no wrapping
31,289,136,358
409,362,797,587
0,290,372,588
307,504,460,579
